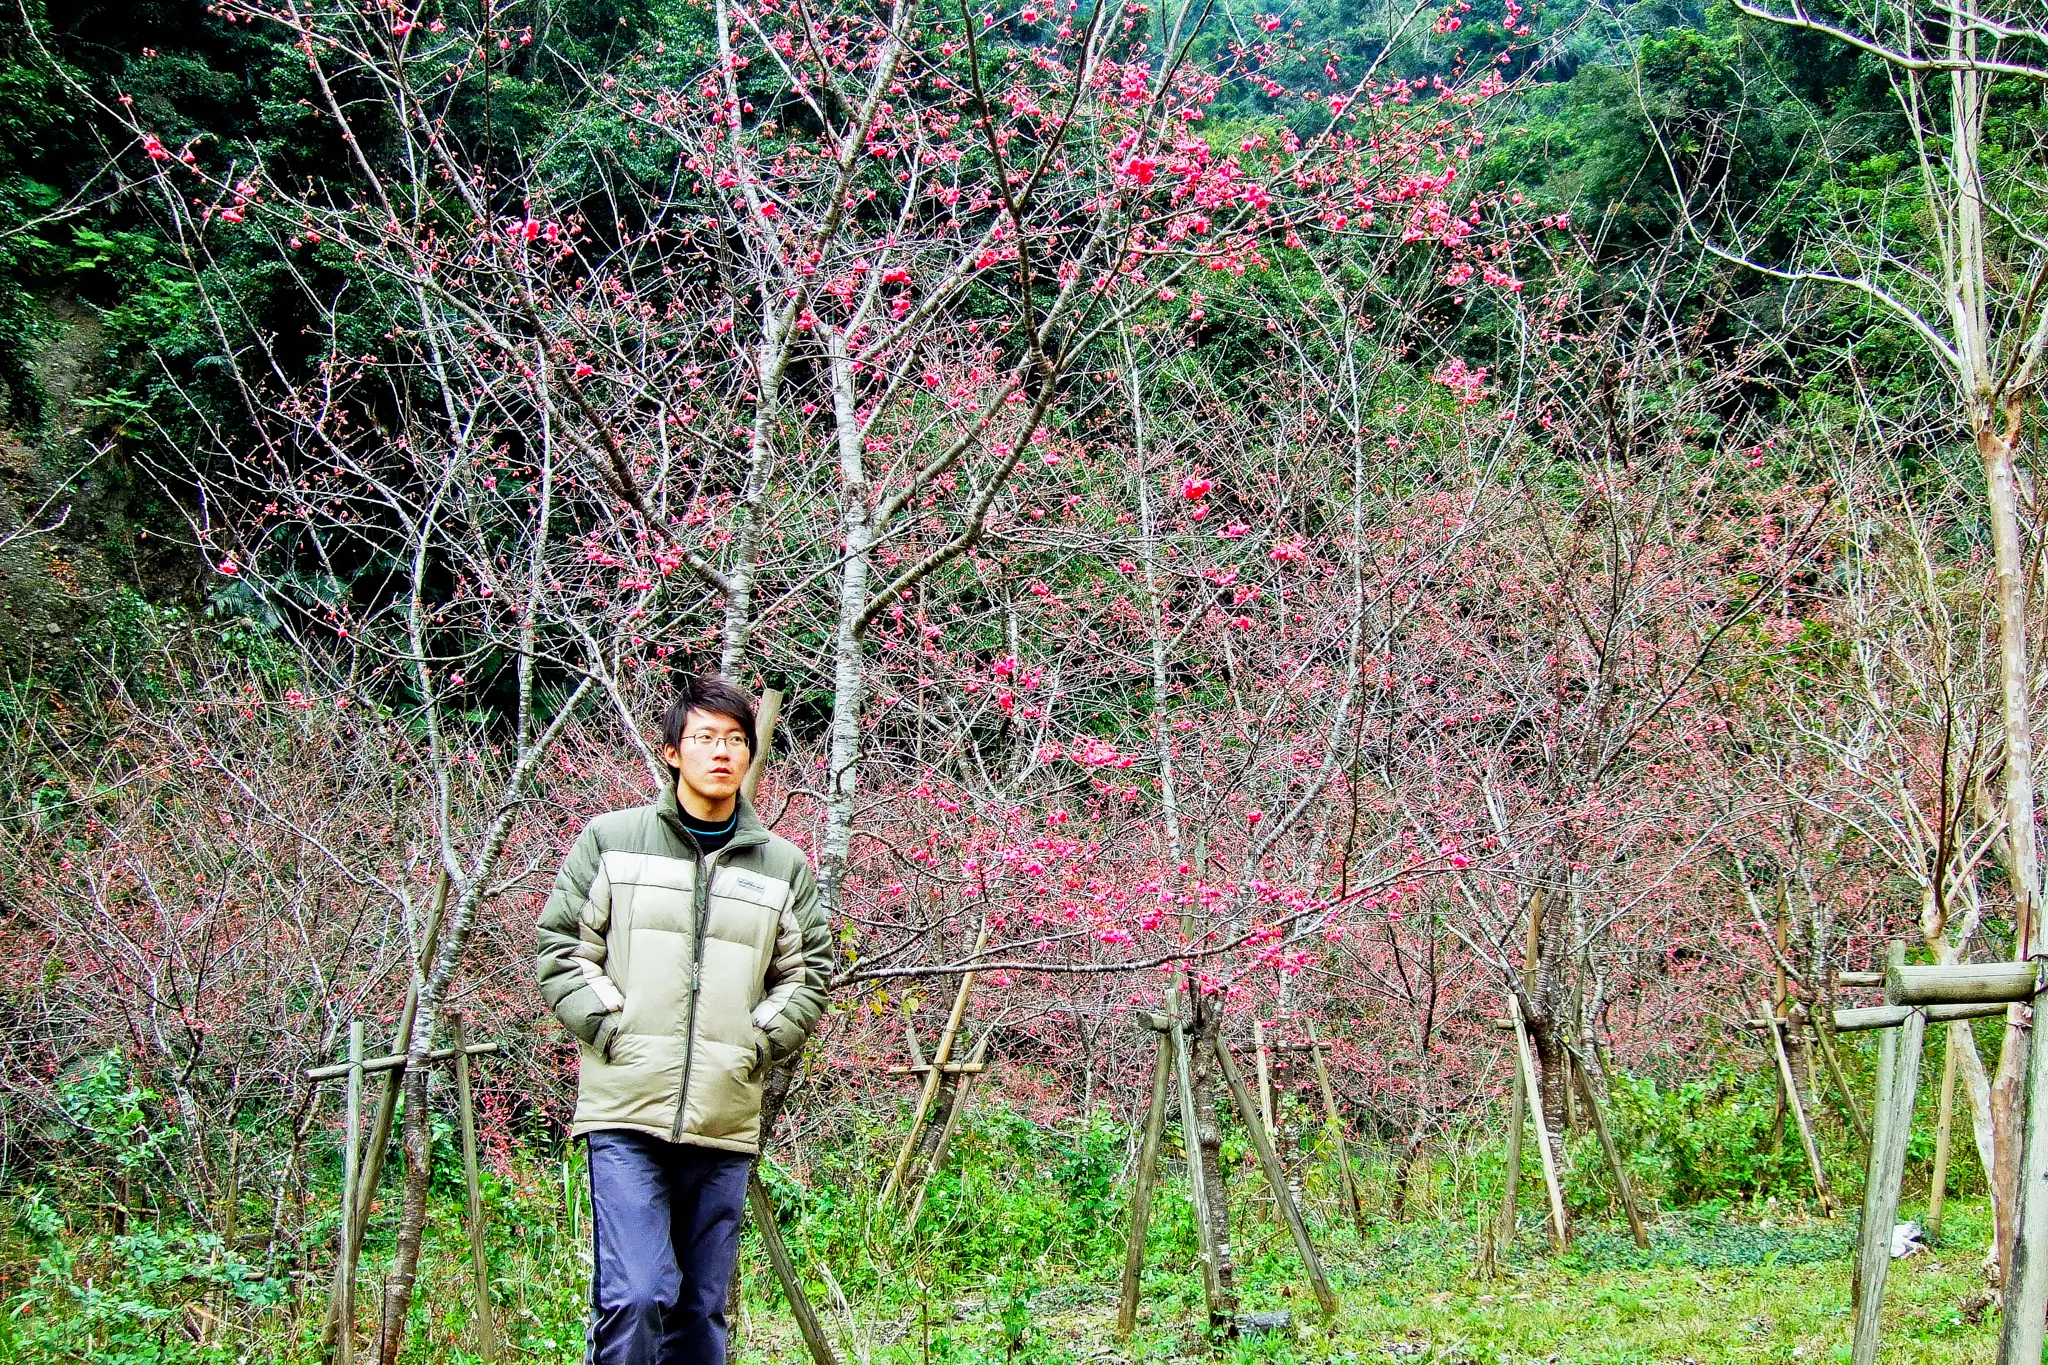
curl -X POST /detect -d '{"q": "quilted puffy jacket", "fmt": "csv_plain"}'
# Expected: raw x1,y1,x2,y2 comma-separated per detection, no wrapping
535,786,830,1152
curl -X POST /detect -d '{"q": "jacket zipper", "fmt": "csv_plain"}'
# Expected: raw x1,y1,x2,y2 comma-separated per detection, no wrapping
665,822,770,1142
672,844,721,1142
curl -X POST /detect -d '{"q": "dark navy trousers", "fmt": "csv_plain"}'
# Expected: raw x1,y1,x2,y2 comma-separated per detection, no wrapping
586,1129,753,1365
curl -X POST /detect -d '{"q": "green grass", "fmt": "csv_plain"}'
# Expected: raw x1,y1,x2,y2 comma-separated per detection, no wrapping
727,1202,1999,1365
1,1089,2005,1364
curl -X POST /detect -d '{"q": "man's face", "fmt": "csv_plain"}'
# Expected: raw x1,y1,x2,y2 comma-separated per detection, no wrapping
662,708,750,807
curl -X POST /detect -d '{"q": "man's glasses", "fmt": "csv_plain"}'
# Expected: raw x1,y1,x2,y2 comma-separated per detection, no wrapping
680,734,749,752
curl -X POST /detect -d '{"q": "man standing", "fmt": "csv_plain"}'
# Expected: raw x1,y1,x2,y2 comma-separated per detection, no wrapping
537,675,831,1364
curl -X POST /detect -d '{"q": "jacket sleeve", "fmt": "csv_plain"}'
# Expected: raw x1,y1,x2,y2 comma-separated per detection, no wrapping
535,822,624,1052
750,855,831,1061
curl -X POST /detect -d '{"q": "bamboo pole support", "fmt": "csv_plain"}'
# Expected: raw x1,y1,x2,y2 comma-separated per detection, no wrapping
1507,995,1568,1250
223,1131,241,1248
904,1031,990,1229
1833,1001,2007,1031
1762,1004,1836,1215
1117,1029,1173,1338
1813,1017,1869,1145
339,1020,363,1365
1499,1042,1523,1256
1500,893,1544,1255
1306,1020,1366,1235
739,686,783,807
1773,888,1790,1018
1927,1021,1959,1242
305,1042,501,1081
1212,1032,1338,1320
1253,1020,1275,1141
880,915,988,1206
1567,1046,1648,1248
450,1015,497,1362
1170,1009,1228,1323
1851,946,1924,1365
322,874,450,1349
1996,966,2048,1365
748,1174,841,1365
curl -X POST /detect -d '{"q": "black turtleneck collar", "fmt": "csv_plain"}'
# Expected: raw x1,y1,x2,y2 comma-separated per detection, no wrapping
679,805,738,855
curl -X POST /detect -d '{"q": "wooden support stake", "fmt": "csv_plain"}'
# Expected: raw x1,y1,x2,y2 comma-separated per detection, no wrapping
1306,1020,1366,1235
1499,1042,1523,1256
748,1174,841,1365
305,1042,501,1082
1253,1020,1275,1141
339,1020,363,1365
1927,1020,1959,1243
1567,1046,1648,1248
1834,1001,2008,1031
1851,946,1924,1365
322,874,449,1350
1813,1017,1869,1145
1117,1030,1173,1338
223,1131,241,1248
1212,1032,1338,1320
904,1031,990,1229
1886,961,2039,1007
1762,1005,1836,1216
1170,1010,1228,1323
1507,995,1569,1251
1501,892,1543,1256
1773,888,1790,1019
739,686,783,807
1996,969,2048,1365
450,1015,497,1363
880,916,988,1206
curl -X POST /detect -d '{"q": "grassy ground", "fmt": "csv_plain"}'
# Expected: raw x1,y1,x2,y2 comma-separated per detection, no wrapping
728,1202,2001,1365
2,1098,2004,1363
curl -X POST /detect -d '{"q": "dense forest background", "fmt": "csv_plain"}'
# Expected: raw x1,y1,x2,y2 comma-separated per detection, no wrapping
0,0,1901,653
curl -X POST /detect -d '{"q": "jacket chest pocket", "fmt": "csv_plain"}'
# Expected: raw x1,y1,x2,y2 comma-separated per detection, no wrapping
706,869,787,958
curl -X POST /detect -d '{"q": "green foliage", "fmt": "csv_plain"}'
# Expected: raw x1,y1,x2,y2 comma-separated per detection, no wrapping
51,1051,183,1182
1606,1068,1832,1207
5,1202,289,1365
3,1058,289,1363
762,1101,1136,1298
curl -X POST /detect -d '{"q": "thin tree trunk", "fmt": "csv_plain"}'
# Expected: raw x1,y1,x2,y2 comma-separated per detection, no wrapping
1953,1013,2005,1268
817,339,875,922
373,1065,432,1365
1389,1124,1428,1222
1187,1004,1236,1327
1980,417,2040,1286
1974,378,2039,1285
715,302,796,674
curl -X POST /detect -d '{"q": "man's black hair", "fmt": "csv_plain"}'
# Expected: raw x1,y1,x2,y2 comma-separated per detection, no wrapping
661,675,758,774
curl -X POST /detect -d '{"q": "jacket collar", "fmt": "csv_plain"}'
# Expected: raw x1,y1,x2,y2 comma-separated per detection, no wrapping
657,779,771,855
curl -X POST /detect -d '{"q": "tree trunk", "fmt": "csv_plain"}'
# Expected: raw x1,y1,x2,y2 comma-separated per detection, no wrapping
716,303,794,674
817,340,874,923
1187,1005,1236,1326
1389,1123,1428,1222
373,1064,432,1365
1981,417,2040,1286
916,1073,963,1165
1530,1022,1573,1200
